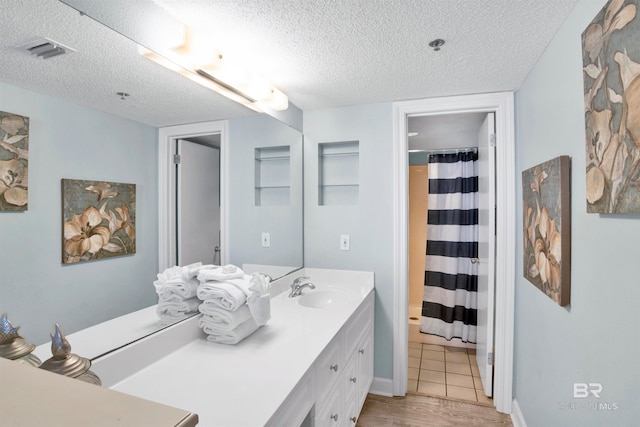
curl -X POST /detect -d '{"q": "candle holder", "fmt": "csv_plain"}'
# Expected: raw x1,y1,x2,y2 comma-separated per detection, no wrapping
39,324,101,386
0,313,41,367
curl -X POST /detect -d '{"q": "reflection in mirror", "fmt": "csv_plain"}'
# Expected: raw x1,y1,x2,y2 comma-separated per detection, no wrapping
0,0,303,357
160,115,304,281
227,114,303,276
59,0,303,132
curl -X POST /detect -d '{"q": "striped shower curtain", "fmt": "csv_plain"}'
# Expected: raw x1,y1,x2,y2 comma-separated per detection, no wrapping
420,150,478,343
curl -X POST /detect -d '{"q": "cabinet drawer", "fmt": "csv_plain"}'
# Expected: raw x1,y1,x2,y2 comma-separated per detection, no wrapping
344,399,358,426
344,293,373,356
356,328,374,409
315,390,342,427
343,353,358,404
315,337,343,400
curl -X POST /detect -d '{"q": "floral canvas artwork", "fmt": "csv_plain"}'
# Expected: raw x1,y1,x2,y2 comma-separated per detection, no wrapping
0,111,29,211
62,179,136,264
523,156,571,306
583,0,640,213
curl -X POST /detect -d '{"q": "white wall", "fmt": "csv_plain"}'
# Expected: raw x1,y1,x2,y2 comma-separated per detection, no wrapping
0,81,159,345
303,103,395,379
514,0,640,425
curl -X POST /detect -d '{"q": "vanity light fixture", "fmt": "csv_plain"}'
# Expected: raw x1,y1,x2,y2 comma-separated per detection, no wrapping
139,28,289,112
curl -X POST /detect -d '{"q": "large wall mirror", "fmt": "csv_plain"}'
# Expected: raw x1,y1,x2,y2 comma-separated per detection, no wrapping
60,0,306,324
1,0,303,357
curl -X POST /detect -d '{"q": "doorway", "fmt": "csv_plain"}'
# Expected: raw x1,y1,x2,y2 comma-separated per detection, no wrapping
158,120,229,272
406,112,494,405
176,136,221,266
392,92,515,414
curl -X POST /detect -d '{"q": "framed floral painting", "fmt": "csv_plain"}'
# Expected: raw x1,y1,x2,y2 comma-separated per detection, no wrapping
0,111,29,211
62,179,136,264
522,156,571,306
583,0,640,213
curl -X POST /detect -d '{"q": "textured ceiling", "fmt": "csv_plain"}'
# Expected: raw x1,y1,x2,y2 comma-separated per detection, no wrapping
409,113,488,151
0,0,579,127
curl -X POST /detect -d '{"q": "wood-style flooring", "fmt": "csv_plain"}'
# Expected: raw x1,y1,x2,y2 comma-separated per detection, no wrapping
357,393,513,427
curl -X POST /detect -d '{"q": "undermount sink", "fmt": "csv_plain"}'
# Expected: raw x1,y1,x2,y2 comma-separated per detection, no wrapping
296,287,354,308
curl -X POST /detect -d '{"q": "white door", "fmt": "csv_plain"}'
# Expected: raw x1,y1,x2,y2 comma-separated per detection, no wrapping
177,139,221,266
476,113,496,397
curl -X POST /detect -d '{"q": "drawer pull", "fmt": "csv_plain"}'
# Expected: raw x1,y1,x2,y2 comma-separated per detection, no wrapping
350,376,357,383
359,348,365,355
330,364,339,372
351,416,357,423
330,413,339,422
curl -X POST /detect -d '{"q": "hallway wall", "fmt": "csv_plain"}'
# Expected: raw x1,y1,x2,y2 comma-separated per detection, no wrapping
514,0,640,425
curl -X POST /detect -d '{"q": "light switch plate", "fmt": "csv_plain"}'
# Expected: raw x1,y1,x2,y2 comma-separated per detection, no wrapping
340,234,350,251
262,232,270,247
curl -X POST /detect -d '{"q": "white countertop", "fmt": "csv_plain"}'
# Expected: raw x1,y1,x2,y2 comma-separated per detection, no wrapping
91,268,374,427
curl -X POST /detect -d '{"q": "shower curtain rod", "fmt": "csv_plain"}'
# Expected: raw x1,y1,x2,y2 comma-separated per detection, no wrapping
409,146,478,155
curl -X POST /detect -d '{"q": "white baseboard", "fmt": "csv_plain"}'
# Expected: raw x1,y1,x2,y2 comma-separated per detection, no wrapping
510,399,527,427
369,377,394,397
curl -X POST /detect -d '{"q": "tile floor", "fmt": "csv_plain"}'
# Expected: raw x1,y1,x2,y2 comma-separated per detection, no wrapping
407,341,493,405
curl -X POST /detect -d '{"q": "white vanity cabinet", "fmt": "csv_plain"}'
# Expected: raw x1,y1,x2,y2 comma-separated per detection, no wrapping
314,291,374,426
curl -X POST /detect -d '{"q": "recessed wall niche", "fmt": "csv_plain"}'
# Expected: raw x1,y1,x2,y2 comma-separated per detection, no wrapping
255,146,290,206
318,141,359,206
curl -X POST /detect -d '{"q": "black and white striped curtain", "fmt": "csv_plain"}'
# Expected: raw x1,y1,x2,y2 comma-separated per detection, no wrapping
420,150,478,343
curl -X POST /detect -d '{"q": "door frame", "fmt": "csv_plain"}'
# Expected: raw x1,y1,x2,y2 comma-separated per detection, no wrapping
158,120,229,272
392,92,515,414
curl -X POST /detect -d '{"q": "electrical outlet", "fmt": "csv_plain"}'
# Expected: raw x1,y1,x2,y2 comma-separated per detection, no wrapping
261,232,270,247
340,234,350,251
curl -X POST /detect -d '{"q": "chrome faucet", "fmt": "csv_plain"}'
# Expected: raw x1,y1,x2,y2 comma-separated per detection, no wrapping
289,276,316,297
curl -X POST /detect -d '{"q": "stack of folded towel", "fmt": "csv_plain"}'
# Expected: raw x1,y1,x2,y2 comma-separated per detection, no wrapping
196,265,271,345
154,262,213,323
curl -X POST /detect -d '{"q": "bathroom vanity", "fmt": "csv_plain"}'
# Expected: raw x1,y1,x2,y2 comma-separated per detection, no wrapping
17,268,374,426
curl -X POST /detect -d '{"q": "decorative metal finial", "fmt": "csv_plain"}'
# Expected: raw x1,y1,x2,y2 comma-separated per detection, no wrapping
0,313,41,367
0,313,20,344
50,323,72,359
39,324,101,385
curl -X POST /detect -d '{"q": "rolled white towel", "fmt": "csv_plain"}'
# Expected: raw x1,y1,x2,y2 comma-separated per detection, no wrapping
197,265,244,282
204,317,260,345
156,265,185,283
156,297,200,320
154,276,199,301
197,281,247,311
183,262,217,279
198,303,252,331
225,275,254,297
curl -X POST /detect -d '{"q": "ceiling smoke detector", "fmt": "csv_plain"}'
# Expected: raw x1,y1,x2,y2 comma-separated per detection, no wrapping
15,37,75,59
428,39,445,51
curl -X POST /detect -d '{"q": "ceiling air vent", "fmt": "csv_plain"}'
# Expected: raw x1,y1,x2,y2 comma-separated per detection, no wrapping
16,37,75,59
